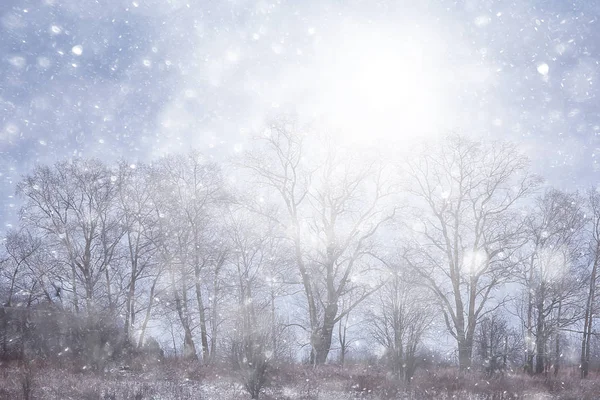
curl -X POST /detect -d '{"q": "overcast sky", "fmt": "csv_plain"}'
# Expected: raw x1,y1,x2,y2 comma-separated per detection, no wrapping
2,0,600,229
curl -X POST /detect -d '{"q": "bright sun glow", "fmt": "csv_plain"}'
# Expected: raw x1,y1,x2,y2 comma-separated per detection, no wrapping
313,24,450,149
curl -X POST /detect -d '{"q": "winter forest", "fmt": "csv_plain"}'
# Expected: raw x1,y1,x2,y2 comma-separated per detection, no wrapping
3,0,600,399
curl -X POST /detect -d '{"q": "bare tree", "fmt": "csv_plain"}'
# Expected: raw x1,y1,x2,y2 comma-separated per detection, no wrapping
367,262,434,382
475,312,521,375
336,298,357,368
224,206,284,399
151,157,197,361
21,160,127,371
1,230,44,307
17,159,124,316
581,188,600,378
403,135,541,370
241,119,396,365
152,151,227,362
519,189,586,375
114,162,162,348
0,229,45,359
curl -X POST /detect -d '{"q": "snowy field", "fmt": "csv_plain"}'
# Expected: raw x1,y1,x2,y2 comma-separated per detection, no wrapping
0,363,598,400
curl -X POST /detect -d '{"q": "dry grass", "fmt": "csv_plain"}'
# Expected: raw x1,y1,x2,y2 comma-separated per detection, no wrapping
1,362,600,399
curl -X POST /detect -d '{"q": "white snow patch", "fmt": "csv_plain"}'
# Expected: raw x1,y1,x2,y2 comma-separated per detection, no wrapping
71,45,83,56
474,15,491,27
8,56,26,68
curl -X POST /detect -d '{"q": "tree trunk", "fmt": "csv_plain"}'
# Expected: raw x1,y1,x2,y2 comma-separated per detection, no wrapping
458,336,473,371
295,236,320,365
137,275,159,348
270,289,277,361
180,289,197,361
554,299,562,377
171,260,197,361
124,278,136,344
71,262,79,313
393,308,404,379
535,286,545,374
405,341,418,383
338,315,348,368
1,306,7,358
182,326,197,360
312,303,337,365
525,293,534,374
525,252,536,375
194,267,210,363
210,267,222,363
581,253,598,378
105,267,113,312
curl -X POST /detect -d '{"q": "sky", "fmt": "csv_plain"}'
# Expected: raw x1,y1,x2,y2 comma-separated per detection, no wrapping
2,0,600,229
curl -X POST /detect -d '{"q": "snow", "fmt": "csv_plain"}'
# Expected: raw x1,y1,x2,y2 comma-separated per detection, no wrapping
0,1,600,391
474,15,491,27
8,56,26,68
72,45,83,56
537,63,549,76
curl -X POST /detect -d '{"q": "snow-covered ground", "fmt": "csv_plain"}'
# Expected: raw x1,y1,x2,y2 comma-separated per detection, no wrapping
1,364,596,399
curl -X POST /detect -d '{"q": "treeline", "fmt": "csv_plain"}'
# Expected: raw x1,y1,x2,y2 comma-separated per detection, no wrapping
2,121,600,391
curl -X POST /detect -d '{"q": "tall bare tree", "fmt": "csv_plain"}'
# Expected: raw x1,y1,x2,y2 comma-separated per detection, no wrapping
114,162,162,347
242,119,396,364
519,189,586,375
367,261,434,382
0,229,45,359
225,206,284,398
17,159,124,315
1,230,44,307
403,135,541,370
152,151,227,361
581,188,600,378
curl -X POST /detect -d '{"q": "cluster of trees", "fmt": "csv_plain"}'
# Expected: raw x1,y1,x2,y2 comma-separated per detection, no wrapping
2,121,600,391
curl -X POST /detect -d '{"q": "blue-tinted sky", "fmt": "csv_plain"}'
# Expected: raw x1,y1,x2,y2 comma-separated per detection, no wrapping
2,0,600,228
